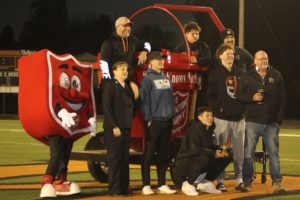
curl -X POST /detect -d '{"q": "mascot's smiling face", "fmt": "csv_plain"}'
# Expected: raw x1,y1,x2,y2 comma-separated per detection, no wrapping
18,49,96,144
57,63,89,112
47,51,95,135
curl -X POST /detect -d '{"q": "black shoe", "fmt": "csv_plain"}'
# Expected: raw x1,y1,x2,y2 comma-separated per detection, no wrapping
240,181,252,192
216,183,227,192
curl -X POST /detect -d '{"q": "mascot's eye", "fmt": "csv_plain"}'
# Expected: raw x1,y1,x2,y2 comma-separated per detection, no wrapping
71,75,81,92
59,72,70,89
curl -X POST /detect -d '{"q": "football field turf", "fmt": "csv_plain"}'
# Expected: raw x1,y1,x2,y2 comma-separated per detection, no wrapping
0,119,300,200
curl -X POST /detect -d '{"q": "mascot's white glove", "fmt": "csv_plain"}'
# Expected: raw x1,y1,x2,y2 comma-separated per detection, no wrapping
88,117,97,137
58,108,77,128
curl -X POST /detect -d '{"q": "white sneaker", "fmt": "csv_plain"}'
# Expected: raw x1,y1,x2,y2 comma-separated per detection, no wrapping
40,183,57,198
142,185,155,195
181,181,199,196
157,185,177,194
197,180,221,194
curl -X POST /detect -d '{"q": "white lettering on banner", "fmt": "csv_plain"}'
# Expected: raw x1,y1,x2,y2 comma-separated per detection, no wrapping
165,72,197,84
172,74,186,83
188,73,197,84
172,91,189,134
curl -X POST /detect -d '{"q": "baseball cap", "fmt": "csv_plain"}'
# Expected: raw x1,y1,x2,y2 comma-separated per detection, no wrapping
115,17,133,27
220,28,235,41
147,51,165,62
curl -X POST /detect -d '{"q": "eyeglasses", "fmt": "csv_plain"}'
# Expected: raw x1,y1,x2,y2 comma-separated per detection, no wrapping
255,57,268,60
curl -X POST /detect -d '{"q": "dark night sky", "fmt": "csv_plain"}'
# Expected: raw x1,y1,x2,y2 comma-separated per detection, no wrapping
1,0,300,116
0,0,187,35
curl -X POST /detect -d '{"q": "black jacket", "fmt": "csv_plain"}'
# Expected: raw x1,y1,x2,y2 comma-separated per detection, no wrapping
176,119,217,161
102,79,135,129
100,32,148,79
175,40,211,66
207,64,245,121
237,66,286,125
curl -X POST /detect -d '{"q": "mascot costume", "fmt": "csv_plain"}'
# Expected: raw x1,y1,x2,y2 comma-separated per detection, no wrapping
18,49,97,198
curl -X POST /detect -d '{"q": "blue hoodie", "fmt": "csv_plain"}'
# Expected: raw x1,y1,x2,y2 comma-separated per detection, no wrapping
139,69,175,122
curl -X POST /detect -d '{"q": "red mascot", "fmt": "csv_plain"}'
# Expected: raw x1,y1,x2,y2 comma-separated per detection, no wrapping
18,49,97,198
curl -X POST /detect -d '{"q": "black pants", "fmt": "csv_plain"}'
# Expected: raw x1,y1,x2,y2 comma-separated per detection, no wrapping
46,135,74,178
141,119,173,187
194,72,209,117
175,154,231,185
104,128,131,195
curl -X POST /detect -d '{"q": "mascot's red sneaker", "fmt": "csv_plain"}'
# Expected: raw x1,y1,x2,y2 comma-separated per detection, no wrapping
53,180,81,196
40,175,56,198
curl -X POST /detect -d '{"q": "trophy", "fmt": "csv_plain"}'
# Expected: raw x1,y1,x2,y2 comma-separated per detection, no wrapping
219,143,231,157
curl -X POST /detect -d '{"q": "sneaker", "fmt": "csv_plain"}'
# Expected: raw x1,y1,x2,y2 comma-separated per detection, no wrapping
235,183,244,191
240,181,252,192
157,185,177,194
197,181,221,194
181,181,199,196
272,180,286,193
216,183,227,192
40,183,57,198
142,185,155,195
53,181,81,195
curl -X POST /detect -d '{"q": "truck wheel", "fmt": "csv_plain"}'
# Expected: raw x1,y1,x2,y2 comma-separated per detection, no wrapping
84,132,108,183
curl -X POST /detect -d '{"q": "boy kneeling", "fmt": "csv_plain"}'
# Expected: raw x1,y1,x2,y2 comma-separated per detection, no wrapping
173,106,231,196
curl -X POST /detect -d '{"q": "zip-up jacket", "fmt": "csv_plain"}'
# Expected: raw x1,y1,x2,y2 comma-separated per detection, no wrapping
237,66,286,125
207,64,245,121
139,69,175,122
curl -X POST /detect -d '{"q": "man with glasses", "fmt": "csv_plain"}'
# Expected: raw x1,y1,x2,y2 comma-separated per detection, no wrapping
237,50,286,193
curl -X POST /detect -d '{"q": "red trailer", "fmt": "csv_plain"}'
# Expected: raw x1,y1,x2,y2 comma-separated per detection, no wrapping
69,4,227,185
71,4,268,186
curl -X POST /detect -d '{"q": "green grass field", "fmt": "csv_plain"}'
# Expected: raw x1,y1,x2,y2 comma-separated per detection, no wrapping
0,119,300,199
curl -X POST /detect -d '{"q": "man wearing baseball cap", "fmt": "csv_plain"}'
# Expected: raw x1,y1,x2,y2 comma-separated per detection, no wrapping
139,51,176,195
211,28,253,73
100,16,151,81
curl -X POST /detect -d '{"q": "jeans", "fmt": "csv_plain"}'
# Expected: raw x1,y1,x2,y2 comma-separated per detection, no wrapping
243,121,282,182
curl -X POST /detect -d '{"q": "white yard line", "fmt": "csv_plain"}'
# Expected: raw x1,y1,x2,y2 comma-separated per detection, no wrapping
0,129,24,132
279,134,300,137
0,141,43,146
281,158,300,162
